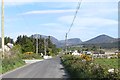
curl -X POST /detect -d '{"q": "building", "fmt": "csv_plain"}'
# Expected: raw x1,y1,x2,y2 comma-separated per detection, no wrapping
72,50,81,56
3,43,14,52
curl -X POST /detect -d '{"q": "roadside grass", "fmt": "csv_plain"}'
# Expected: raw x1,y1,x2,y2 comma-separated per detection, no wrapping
93,58,118,69
1,54,43,74
0,65,2,74
1,56,43,74
2,57,25,74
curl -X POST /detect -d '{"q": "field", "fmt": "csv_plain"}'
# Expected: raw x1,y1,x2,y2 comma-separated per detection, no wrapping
94,58,119,69
61,55,120,78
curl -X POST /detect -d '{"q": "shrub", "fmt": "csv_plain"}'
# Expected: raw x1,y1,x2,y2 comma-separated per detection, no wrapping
61,55,120,79
2,45,25,73
21,52,42,59
2,57,25,73
80,54,92,61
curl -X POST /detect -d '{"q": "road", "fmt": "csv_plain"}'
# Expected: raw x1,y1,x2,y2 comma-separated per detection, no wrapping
2,56,69,79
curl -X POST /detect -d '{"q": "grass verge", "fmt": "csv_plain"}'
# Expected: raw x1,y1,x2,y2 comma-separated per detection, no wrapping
2,57,25,74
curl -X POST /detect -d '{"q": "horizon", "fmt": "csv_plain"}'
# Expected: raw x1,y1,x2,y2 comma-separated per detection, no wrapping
0,0,118,41
2,33,118,42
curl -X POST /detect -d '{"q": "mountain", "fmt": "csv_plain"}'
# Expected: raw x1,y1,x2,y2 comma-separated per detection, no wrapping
30,34,118,48
31,34,82,47
59,38,82,46
83,34,116,44
31,34,59,45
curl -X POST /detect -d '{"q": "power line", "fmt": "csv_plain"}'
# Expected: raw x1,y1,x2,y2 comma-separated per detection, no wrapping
65,0,82,54
67,0,82,34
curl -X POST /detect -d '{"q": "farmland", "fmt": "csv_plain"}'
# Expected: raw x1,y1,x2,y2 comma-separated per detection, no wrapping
93,58,118,69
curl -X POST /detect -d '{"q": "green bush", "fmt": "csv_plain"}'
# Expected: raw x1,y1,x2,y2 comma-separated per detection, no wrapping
61,55,120,79
21,52,42,59
2,57,25,73
2,45,25,74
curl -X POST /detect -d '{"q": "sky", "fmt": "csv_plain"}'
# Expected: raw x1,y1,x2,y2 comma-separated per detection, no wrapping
0,0,118,41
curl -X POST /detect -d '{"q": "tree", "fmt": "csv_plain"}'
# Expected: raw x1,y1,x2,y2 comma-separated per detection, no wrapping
38,38,44,54
92,45,97,51
15,35,59,56
15,35,35,53
4,37,14,45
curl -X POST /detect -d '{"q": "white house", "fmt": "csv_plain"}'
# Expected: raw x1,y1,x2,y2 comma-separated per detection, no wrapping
7,43,14,49
72,50,81,56
4,45,10,52
4,43,14,52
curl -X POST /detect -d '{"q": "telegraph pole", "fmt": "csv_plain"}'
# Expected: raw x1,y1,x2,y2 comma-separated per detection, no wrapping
64,0,82,55
1,0,5,56
44,39,46,56
36,35,38,54
65,33,67,54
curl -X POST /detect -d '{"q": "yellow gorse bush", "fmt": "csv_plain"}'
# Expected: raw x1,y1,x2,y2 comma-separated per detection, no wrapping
24,52,34,55
80,54,92,61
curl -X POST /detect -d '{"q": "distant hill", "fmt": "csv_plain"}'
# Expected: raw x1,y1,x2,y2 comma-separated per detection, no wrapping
1,34,119,49
31,34,59,45
31,34,82,47
30,34,118,48
82,34,119,49
83,34,116,44
59,38,82,47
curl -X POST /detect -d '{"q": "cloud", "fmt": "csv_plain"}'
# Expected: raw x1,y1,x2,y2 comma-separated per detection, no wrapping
21,9,76,15
57,15,118,41
2,0,118,41
2,0,118,6
58,15,117,27
3,0,118,2
40,23,67,32
21,8,117,16
80,8,117,17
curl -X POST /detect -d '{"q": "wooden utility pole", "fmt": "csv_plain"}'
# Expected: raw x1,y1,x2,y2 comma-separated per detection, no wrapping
44,39,46,56
65,33,67,54
36,35,38,54
1,0,5,56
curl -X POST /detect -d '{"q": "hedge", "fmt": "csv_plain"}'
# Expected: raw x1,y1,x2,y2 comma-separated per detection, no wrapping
61,55,120,79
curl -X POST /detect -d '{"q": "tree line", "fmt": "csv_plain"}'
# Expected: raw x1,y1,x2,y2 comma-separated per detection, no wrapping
2,35,60,56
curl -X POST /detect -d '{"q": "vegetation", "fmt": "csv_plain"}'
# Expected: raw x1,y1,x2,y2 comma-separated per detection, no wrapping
4,37,14,45
0,65,2,74
61,55,120,79
15,35,59,56
22,52,42,59
1,35,60,73
2,56,25,73
15,35,35,53
0,37,14,48
93,58,118,69
2,45,25,73
82,42,118,49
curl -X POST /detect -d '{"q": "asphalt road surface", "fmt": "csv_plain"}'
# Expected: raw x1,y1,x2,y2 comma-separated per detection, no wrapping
2,56,69,79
